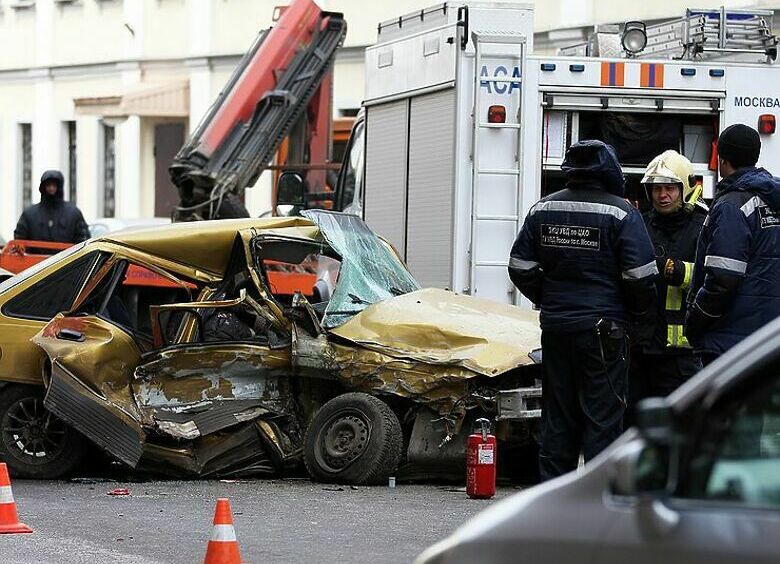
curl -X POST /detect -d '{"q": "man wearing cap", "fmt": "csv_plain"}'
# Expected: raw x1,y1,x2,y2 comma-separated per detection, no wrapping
509,140,657,480
629,150,707,410
686,124,780,365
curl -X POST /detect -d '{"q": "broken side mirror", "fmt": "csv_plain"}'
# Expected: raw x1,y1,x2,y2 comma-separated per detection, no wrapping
275,172,306,217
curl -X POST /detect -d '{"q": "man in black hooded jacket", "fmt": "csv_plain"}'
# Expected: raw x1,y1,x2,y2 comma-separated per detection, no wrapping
14,170,90,243
509,140,657,481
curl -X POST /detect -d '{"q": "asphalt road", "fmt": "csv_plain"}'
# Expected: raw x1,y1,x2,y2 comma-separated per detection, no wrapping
1,478,517,563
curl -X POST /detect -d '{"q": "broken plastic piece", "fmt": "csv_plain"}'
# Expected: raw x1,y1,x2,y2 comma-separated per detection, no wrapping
107,488,130,496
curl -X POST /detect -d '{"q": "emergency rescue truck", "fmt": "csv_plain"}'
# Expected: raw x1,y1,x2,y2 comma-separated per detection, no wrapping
325,4,780,307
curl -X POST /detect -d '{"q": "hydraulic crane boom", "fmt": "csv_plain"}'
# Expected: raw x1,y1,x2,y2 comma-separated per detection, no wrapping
170,0,346,221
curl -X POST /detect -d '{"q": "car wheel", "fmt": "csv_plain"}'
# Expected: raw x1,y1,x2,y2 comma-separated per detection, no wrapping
0,385,87,479
304,393,402,485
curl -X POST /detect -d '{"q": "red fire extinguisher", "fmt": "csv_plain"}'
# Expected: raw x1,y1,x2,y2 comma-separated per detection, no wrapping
466,418,497,499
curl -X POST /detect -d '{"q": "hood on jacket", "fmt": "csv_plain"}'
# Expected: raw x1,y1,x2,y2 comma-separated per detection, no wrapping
39,169,65,202
719,167,780,211
561,140,625,197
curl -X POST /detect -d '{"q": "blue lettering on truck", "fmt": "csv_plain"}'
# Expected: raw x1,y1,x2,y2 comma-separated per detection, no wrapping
480,65,522,95
734,96,780,108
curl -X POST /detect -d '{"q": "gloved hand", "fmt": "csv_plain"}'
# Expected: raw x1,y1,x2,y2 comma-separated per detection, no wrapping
684,302,713,344
657,257,686,286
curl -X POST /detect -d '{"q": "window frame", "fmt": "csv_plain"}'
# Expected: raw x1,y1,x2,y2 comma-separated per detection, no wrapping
1,250,107,322
669,358,780,514
70,256,198,348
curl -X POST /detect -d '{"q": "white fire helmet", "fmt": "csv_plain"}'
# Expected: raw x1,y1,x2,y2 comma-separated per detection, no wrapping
641,150,698,204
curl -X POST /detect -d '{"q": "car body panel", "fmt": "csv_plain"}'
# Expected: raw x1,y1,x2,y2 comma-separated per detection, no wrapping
11,212,542,478
416,318,780,564
0,220,289,387
33,314,145,466
331,288,540,377
0,244,98,387
106,217,311,278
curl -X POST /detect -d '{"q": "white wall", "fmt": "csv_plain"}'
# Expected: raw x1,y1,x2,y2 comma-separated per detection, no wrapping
1,0,779,241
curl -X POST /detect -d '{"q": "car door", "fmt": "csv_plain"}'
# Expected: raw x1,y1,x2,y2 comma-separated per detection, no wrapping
32,257,197,468
598,358,780,564
0,246,106,385
133,289,294,444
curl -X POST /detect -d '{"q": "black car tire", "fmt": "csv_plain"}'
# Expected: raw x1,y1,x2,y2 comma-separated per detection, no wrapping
304,393,402,485
0,384,87,479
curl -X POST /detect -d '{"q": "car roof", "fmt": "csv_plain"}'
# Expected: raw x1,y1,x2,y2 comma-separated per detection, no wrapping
100,216,315,276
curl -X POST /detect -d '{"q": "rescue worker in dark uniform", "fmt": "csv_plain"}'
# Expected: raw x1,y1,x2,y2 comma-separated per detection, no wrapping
686,124,780,365
629,150,707,410
14,170,90,243
509,140,657,481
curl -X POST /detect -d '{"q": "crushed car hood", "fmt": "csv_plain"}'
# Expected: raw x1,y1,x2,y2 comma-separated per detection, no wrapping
330,288,541,376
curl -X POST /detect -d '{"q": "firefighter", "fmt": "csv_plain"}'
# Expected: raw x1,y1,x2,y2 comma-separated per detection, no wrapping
686,124,780,365
508,139,657,481
628,150,707,412
14,170,90,243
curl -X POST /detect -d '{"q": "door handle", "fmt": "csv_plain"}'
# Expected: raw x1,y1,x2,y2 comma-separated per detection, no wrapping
56,329,85,342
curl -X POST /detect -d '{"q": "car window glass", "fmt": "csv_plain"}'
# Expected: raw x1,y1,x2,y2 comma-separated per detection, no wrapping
680,364,780,508
2,251,104,320
74,260,193,344
257,241,341,310
301,211,420,329
0,241,87,295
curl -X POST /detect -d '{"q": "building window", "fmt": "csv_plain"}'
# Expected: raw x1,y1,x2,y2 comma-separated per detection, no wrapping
20,123,32,208
102,123,115,218
339,108,360,117
66,121,77,202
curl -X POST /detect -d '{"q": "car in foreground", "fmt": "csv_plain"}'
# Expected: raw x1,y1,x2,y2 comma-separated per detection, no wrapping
416,316,780,563
0,211,541,482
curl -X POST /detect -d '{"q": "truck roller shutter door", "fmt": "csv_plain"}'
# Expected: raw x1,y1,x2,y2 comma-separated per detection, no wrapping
406,88,456,289
363,100,409,258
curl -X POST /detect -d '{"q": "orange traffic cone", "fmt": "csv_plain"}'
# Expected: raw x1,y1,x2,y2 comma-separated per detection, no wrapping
203,498,241,564
0,463,32,534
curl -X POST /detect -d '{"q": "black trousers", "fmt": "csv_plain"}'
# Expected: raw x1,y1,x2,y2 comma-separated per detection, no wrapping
627,351,701,425
539,329,627,481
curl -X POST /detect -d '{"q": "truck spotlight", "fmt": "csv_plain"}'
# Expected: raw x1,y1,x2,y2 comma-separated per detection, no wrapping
758,114,776,135
488,105,506,124
621,21,647,55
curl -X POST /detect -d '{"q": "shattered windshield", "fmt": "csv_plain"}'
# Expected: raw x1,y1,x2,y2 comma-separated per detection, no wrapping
302,210,420,328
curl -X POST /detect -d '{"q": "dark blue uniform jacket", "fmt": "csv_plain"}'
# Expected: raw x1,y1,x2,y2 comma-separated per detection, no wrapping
687,167,780,355
509,140,658,334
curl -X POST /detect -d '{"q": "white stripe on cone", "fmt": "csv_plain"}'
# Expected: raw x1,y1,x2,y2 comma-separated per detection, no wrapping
0,485,14,505
211,524,237,542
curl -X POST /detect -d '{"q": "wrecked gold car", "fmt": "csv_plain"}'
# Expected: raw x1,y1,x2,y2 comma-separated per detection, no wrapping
1,211,541,483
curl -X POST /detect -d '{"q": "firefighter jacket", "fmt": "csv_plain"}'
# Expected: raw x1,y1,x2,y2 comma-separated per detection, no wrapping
508,140,658,336
642,205,707,353
687,167,780,355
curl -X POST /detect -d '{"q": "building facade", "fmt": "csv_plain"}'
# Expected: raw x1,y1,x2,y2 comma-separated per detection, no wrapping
0,0,777,240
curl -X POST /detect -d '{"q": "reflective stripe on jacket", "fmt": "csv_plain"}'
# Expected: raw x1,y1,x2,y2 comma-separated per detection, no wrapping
643,206,706,353
689,167,780,355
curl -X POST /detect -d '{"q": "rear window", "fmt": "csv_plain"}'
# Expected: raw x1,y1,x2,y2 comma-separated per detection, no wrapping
2,251,103,321
0,242,86,295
